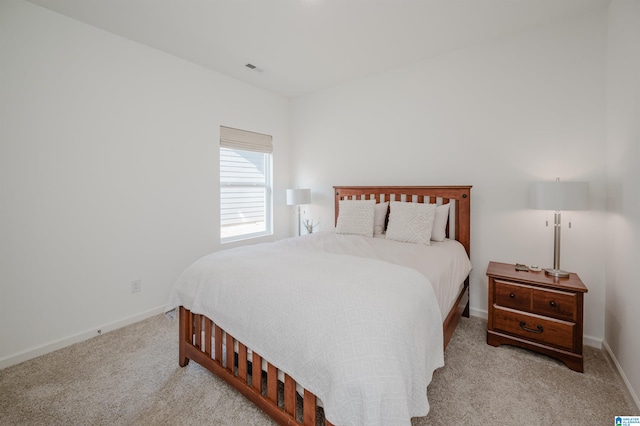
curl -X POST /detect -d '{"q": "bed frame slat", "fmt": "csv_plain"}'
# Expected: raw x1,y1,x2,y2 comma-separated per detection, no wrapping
252,352,262,392
303,390,316,425
267,363,277,404
284,374,296,416
214,324,222,362
226,332,234,372
194,314,202,349
442,197,451,237
238,342,248,382
203,318,212,356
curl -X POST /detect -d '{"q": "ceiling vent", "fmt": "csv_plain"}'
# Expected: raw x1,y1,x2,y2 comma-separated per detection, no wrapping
245,63,263,72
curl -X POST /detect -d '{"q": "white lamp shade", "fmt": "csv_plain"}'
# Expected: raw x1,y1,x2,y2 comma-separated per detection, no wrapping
530,181,589,211
286,188,311,205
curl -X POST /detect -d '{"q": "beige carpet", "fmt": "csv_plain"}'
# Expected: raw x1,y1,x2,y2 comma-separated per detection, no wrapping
1,315,637,425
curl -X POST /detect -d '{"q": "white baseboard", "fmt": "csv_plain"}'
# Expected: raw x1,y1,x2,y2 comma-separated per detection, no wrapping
0,306,166,370
602,340,640,412
469,307,488,319
583,334,602,349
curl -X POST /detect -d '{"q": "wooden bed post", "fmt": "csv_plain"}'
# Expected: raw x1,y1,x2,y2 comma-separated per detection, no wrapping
178,306,191,367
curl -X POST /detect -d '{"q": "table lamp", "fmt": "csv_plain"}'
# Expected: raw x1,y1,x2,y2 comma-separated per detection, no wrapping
530,178,588,278
286,188,311,236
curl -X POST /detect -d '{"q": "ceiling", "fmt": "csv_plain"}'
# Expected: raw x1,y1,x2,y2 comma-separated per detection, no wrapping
26,0,610,98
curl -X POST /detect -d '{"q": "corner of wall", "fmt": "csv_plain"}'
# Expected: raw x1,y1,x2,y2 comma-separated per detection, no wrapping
602,339,640,412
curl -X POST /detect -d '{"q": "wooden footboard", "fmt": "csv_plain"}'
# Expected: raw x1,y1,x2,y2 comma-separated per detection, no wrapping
178,306,333,426
178,286,468,426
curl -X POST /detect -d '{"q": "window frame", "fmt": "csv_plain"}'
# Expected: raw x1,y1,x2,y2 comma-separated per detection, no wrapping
219,126,273,243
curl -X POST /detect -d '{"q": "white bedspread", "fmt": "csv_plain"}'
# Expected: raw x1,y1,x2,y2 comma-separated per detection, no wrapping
166,235,454,426
276,232,472,319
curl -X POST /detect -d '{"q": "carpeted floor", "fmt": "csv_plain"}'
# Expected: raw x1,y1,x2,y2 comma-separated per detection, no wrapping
1,315,637,425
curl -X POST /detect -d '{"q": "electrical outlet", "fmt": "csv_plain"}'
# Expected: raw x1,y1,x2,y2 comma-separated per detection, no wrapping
130,279,141,293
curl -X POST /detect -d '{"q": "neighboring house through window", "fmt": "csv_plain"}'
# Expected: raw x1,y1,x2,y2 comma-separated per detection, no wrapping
220,126,273,242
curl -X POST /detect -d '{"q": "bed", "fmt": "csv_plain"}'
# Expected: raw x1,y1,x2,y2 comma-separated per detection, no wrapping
166,185,472,426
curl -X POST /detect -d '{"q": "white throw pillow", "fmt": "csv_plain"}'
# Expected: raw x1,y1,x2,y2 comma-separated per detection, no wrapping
431,203,450,242
373,202,389,236
385,201,436,245
335,199,376,237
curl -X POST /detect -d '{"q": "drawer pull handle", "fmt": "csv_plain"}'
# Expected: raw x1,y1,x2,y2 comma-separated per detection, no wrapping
550,301,557,307
509,293,516,299
519,321,543,334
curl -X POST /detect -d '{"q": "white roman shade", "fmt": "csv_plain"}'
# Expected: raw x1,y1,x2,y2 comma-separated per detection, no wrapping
220,126,273,153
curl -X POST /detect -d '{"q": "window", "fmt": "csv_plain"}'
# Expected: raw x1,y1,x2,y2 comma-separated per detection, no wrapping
220,126,272,242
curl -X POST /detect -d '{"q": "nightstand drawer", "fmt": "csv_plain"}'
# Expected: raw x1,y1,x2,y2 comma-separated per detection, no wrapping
493,307,575,351
494,280,532,311
533,288,576,321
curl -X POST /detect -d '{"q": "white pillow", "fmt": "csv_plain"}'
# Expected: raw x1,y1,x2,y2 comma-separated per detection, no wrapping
431,203,450,242
374,202,389,236
335,199,376,237
385,201,436,245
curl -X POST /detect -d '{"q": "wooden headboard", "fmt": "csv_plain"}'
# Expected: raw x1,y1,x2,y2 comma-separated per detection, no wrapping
334,186,472,257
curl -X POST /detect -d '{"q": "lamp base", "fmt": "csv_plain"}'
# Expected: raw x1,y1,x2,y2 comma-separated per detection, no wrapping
544,268,570,278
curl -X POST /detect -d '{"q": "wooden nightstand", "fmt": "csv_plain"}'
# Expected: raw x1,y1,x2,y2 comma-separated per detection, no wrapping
486,261,588,372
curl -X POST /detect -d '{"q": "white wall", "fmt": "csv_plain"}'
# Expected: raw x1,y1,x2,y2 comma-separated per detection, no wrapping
605,0,640,408
0,0,291,367
5,2,633,404
292,11,607,343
